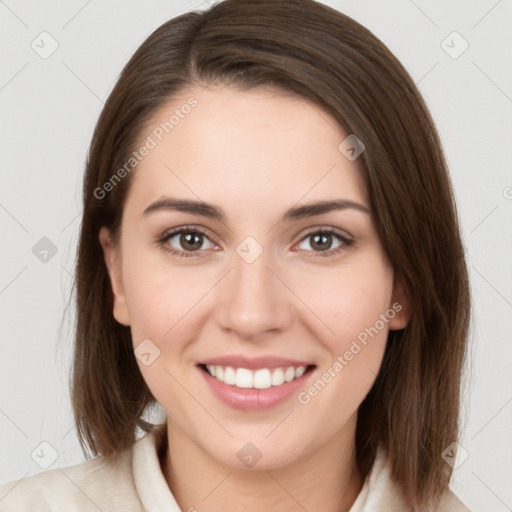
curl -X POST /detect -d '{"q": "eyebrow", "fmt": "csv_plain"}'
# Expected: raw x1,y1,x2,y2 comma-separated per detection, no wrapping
142,197,370,222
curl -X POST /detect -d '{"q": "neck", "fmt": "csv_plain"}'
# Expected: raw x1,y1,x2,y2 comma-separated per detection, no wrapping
161,418,364,512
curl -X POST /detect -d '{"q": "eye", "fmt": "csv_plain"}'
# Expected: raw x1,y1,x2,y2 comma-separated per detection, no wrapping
296,228,353,257
158,225,353,259
158,227,217,257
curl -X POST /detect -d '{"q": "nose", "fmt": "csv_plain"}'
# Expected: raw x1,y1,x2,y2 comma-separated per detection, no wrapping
215,247,293,341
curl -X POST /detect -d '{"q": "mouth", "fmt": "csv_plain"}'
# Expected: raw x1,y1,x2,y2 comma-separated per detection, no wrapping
196,357,316,411
198,363,314,389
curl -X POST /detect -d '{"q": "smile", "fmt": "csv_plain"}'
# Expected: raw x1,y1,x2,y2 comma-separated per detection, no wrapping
197,356,316,411
204,364,307,389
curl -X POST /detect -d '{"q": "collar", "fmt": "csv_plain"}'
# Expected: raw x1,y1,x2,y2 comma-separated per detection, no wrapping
132,424,406,512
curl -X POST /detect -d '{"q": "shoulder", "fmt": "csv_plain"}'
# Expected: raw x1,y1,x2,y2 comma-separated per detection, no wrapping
351,450,472,511
0,447,141,512
437,487,471,512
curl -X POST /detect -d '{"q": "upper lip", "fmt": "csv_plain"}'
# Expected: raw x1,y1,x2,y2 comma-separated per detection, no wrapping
198,355,314,370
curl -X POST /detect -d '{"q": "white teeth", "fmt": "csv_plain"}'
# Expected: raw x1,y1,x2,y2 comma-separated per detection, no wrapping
271,368,285,386
224,366,236,385
295,366,306,378
235,368,253,388
205,364,308,389
253,369,272,389
284,366,295,382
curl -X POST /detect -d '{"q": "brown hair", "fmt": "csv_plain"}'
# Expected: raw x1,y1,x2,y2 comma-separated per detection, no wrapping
71,0,470,508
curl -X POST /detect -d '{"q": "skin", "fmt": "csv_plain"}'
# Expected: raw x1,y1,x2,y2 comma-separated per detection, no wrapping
100,85,411,512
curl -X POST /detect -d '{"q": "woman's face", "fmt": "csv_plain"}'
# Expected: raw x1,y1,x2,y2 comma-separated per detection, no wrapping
100,85,410,470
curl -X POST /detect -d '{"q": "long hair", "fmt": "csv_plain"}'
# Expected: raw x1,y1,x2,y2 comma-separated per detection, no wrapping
71,1,470,508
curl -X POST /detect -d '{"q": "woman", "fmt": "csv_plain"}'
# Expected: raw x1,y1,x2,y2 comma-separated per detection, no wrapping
0,0,471,510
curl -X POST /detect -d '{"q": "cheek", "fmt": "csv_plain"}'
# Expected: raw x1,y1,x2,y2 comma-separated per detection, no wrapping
291,267,392,419
121,248,213,344
289,257,394,352
121,258,211,406
288,258,393,409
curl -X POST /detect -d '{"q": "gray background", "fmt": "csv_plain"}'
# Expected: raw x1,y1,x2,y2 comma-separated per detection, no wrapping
1,1,511,510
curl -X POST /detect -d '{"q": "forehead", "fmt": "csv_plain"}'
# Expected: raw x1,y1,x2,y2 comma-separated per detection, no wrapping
125,85,368,218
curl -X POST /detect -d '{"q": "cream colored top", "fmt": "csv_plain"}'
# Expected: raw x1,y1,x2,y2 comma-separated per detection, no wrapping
0,426,470,511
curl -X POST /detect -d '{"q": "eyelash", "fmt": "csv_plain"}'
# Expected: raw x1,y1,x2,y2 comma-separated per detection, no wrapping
157,226,354,259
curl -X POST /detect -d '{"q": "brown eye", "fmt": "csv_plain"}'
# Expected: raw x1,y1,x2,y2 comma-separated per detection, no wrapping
180,232,204,251
295,228,354,258
298,231,343,252
162,229,216,254
310,233,335,251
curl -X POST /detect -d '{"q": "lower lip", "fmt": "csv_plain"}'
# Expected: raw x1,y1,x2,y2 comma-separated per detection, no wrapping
198,366,314,411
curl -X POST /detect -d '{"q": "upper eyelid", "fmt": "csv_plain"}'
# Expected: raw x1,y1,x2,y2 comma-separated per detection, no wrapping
299,225,352,239
161,225,217,244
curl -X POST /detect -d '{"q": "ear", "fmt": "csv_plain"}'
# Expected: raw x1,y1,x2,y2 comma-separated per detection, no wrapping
388,271,411,330
98,227,131,326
